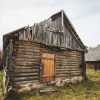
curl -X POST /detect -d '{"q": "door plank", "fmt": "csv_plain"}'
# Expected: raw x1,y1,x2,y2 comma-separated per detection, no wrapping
41,53,54,82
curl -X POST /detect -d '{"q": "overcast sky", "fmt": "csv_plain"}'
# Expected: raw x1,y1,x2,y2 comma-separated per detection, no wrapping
0,0,100,49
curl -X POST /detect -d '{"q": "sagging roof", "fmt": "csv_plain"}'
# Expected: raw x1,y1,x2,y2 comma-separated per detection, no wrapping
85,46,100,62
3,10,87,52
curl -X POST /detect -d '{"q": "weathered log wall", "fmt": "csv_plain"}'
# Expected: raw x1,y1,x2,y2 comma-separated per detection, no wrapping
3,39,18,95
10,41,41,85
6,40,84,87
56,51,82,79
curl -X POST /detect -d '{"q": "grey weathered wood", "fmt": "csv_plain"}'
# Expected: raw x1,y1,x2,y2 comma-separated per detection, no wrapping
3,10,86,96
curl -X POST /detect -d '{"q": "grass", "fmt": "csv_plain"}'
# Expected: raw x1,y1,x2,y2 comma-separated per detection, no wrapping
0,69,100,100
0,71,3,100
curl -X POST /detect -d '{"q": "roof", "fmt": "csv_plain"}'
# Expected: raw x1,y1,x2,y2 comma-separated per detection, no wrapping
3,26,26,38
3,10,86,52
85,46,100,62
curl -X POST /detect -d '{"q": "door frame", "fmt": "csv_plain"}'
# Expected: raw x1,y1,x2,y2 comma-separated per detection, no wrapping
40,52,55,83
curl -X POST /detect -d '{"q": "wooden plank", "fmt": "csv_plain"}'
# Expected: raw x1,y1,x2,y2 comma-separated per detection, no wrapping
61,10,64,32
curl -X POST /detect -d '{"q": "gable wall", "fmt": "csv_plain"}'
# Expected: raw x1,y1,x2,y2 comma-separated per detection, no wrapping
63,23,81,49
17,16,83,51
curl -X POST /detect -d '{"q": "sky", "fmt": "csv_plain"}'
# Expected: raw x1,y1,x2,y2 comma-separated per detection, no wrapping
0,0,100,49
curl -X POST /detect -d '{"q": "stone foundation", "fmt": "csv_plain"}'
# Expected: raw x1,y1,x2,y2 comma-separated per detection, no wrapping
8,76,84,93
55,76,83,87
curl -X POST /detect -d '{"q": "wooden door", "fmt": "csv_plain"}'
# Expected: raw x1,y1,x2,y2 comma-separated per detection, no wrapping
41,53,55,82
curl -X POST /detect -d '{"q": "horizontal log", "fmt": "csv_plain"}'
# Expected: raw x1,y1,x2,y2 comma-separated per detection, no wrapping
56,61,81,63
15,60,40,64
18,48,41,53
56,69,81,71
14,67,39,70
71,73,82,76
56,58,82,61
56,71,81,74
56,52,81,55
56,55,81,58
56,62,81,65
61,54,81,56
13,76,39,82
15,62,36,65
12,73,39,77
55,61,81,64
56,73,82,78
15,58,40,62
13,69,39,73
15,62,40,66
18,48,40,53
18,48,33,51
56,63,80,66
68,52,81,54
17,51,40,55
15,65,39,69
56,66,81,68
16,55,40,59
56,73,82,76
56,75,70,77
56,57,81,59
66,53,81,56
56,54,81,57
56,57,81,60
16,54,40,57
18,45,40,49
56,74,82,78
63,51,81,54
56,68,81,71
14,80,38,85
56,51,81,53
13,73,39,77
56,65,80,68
18,45,34,49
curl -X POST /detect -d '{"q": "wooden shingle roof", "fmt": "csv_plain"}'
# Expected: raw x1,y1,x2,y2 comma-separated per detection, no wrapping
3,10,87,52
85,46,100,62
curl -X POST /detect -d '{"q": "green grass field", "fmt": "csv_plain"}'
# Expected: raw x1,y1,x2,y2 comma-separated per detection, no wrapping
0,71,3,100
0,69,100,100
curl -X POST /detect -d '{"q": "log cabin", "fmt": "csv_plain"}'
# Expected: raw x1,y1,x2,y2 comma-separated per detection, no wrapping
85,46,100,70
3,10,87,95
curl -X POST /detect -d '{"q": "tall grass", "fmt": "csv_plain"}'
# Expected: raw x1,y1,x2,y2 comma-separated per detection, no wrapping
0,71,3,100
0,69,100,100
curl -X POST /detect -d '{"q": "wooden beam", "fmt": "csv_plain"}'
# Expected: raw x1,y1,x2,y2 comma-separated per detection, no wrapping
61,10,64,33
